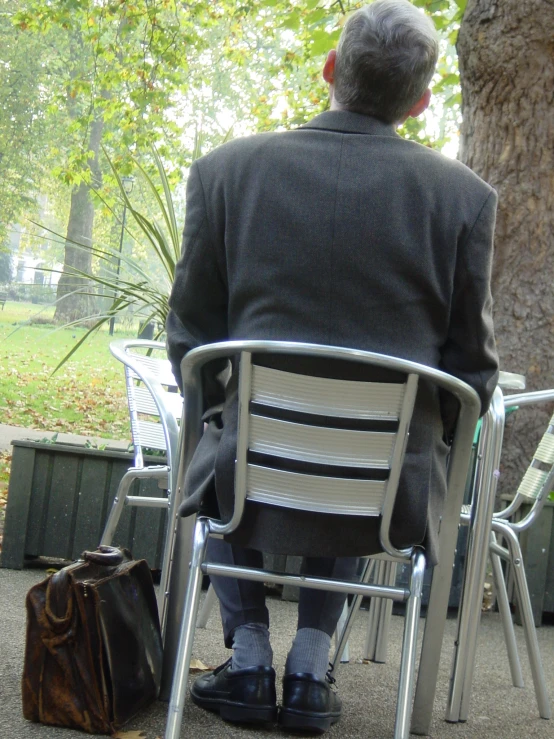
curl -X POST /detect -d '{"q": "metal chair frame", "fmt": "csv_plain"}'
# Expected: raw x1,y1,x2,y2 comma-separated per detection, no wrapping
329,554,400,676
164,340,480,739
342,387,554,725
453,389,554,721
100,339,182,638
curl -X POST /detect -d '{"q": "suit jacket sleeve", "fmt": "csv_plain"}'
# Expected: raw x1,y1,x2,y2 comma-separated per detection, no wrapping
440,189,499,418
166,161,228,406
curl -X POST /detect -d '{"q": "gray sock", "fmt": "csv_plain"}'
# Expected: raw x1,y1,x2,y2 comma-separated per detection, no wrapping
231,622,273,670
285,627,331,681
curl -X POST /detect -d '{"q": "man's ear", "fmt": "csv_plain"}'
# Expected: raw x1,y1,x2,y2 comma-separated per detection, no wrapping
323,49,336,84
405,88,432,119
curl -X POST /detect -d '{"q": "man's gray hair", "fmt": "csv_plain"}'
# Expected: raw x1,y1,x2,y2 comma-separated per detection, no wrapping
334,0,439,123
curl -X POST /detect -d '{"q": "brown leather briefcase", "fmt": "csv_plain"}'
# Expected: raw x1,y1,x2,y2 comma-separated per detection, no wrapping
22,546,163,734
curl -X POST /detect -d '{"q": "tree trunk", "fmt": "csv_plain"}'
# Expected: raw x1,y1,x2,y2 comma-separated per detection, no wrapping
457,0,554,492
54,115,104,323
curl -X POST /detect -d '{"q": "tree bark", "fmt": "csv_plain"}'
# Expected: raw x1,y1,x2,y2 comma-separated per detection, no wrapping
54,114,104,324
457,0,554,492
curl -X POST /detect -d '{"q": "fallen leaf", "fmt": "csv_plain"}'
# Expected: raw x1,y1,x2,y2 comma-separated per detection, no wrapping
189,658,214,673
111,731,147,739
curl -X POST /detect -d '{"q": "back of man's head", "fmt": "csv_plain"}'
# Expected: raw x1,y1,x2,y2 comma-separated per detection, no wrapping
334,0,439,124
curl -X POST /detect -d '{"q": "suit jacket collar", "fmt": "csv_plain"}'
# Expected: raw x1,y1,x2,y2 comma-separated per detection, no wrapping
300,110,399,138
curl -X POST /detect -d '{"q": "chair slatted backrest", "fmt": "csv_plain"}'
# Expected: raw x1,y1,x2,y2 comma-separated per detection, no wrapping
517,412,554,501
237,355,419,518
119,343,182,467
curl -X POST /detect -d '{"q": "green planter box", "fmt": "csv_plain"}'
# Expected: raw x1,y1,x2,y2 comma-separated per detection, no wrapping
1,440,167,570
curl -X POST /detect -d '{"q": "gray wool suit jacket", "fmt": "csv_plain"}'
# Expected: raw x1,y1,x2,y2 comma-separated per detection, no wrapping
166,110,499,565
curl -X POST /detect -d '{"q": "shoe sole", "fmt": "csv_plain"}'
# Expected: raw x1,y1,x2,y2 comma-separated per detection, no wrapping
191,689,277,725
279,707,341,734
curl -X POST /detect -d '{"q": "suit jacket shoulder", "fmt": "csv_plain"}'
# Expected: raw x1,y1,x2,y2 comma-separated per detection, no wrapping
195,130,284,172
392,136,495,197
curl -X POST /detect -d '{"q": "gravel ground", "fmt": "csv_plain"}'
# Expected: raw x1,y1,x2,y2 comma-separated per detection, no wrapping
1,567,553,739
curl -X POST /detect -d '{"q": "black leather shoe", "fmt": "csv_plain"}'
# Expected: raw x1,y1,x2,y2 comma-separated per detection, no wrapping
190,658,277,725
279,672,342,734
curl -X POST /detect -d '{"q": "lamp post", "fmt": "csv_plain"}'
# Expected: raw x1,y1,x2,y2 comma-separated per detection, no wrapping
109,175,134,336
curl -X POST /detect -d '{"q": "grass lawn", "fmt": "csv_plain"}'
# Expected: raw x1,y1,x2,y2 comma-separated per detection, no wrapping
0,301,132,440
0,301,152,549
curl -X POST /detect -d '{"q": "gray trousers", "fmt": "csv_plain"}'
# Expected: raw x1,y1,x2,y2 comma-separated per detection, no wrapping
207,537,360,648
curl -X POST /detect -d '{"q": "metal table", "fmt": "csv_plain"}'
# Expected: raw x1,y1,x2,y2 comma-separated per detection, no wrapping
411,371,526,734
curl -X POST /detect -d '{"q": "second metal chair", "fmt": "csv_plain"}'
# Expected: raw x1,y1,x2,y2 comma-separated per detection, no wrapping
100,339,182,637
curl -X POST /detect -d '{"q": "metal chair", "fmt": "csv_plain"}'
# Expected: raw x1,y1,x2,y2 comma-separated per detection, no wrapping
341,388,554,724
459,389,554,720
164,340,480,739
100,339,182,638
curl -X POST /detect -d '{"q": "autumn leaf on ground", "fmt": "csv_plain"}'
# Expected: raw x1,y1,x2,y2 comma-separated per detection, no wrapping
189,658,214,673
111,731,147,739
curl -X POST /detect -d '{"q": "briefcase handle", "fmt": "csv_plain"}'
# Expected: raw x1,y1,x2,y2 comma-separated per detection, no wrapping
83,545,132,567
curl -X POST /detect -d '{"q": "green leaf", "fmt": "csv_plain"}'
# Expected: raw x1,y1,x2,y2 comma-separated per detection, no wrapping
310,29,333,56
282,13,300,31
449,28,459,45
444,92,462,108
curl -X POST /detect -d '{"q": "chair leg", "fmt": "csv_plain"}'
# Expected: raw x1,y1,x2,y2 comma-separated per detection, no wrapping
334,601,350,664
157,488,178,640
197,583,218,628
489,540,524,688
165,518,210,739
374,561,398,664
498,525,552,719
365,560,387,660
100,465,172,635
100,470,137,546
329,558,375,677
394,550,426,739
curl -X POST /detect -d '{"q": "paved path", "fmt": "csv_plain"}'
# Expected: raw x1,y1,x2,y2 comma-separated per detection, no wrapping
0,566,552,738
1,427,553,737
